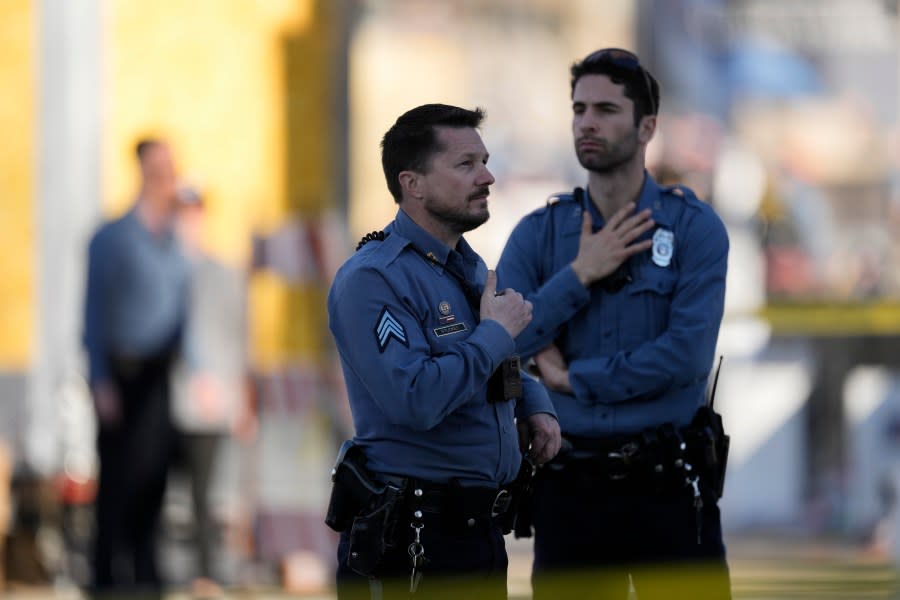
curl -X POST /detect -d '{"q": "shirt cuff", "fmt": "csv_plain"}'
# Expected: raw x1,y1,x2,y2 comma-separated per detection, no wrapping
473,318,517,369
515,376,558,420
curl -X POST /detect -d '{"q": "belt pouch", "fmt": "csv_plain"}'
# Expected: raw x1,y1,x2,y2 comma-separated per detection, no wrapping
443,480,497,529
686,406,730,498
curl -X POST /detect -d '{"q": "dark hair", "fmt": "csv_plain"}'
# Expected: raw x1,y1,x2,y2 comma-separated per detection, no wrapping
380,104,485,203
135,138,162,162
570,48,660,126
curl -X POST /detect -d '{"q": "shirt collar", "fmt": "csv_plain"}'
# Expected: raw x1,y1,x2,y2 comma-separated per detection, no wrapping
585,171,673,229
392,208,478,267
125,204,177,244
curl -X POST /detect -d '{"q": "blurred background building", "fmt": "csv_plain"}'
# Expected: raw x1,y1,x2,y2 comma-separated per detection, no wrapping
1,0,899,593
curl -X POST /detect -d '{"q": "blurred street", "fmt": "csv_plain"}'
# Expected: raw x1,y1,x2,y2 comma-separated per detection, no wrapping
3,1,900,599
2,533,898,599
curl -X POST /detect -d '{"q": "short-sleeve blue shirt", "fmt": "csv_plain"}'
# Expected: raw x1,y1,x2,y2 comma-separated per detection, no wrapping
328,208,555,485
496,173,729,437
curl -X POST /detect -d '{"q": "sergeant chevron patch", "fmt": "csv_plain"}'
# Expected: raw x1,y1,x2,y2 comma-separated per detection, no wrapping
375,306,408,352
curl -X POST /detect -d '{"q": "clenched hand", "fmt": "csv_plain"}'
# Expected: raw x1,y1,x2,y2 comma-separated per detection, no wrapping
517,412,561,465
480,270,532,339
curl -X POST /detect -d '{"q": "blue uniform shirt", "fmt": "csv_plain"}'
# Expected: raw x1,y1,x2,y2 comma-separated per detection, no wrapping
328,209,556,486
83,207,190,384
496,173,728,437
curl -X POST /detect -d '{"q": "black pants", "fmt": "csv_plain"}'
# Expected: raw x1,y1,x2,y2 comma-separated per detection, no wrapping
531,467,732,600
176,431,222,581
336,510,508,600
92,353,177,598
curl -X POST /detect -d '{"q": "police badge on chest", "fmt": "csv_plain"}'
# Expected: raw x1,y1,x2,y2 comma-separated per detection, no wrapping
652,228,674,267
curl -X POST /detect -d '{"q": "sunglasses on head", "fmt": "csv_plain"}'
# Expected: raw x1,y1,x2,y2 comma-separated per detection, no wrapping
581,48,657,116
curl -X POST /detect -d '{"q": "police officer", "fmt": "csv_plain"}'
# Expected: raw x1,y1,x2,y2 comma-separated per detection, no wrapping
327,104,561,599
496,49,731,599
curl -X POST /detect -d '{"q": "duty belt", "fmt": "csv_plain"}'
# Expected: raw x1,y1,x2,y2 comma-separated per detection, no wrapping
549,427,706,486
378,474,514,519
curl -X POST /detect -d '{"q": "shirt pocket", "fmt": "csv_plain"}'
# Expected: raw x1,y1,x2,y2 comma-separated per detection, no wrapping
622,267,678,348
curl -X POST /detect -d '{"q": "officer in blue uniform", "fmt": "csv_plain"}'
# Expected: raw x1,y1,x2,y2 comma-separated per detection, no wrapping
327,104,560,599
496,50,731,599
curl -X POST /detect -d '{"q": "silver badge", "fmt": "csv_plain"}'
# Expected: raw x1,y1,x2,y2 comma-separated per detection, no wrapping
652,229,674,267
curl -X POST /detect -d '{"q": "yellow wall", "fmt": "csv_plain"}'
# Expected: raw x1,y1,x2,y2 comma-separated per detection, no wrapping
0,0,35,369
104,0,340,370
104,0,314,260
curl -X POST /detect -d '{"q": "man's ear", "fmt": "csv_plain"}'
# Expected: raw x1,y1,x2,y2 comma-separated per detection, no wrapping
399,170,423,200
638,115,657,145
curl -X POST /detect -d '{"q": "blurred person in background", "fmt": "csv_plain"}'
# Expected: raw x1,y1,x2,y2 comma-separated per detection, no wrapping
82,138,189,599
326,104,560,599
497,48,731,599
171,184,256,597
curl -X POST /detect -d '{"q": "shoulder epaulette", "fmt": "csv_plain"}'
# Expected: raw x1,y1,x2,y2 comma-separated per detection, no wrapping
663,184,687,198
356,230,388,251
662,184,702,201
546,187,582,207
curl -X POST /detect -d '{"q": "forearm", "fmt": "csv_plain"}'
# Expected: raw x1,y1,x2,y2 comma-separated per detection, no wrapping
568,312,723,405
511,266,590,359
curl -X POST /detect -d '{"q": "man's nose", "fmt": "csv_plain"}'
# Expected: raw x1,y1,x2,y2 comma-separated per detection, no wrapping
478,165,496,186
576,110,600,133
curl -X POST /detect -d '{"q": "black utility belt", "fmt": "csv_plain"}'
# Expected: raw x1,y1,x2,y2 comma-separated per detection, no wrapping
548,407,730,498
325,441,524,579
325,441,518,536
379,475,515,519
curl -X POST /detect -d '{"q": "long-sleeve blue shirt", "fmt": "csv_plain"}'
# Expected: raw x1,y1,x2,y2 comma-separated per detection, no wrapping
328,209,556,486
82,207,189,385
496,173,728,437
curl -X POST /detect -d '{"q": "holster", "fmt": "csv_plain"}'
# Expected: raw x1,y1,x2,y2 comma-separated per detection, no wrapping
325,440,381,533
346,481,405,577
324,440,407,577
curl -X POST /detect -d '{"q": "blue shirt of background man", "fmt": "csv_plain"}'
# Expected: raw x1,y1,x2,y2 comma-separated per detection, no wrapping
83,207,190,384
328,208,555,486
496,172,728,438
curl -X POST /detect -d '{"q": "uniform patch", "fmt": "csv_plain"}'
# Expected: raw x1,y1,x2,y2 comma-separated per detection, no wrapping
433,322,468,337
374,306,408,352
652,228,674,267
